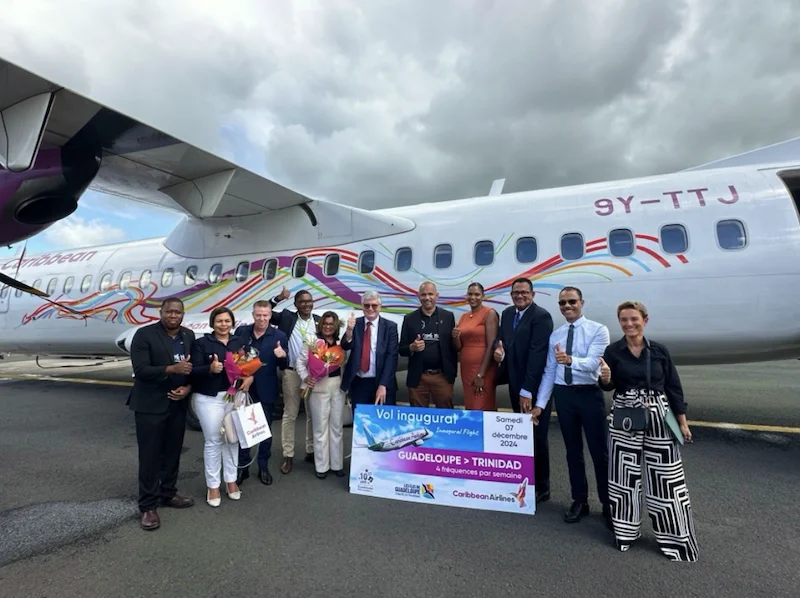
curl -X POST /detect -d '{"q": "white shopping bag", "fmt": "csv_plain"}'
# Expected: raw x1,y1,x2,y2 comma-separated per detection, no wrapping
232,397,272,448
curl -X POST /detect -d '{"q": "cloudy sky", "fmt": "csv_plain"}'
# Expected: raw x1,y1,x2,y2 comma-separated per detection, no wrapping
1,0,799,259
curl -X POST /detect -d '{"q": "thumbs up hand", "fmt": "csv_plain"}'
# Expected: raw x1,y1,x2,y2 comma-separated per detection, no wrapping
210,353,223,374
411,334,426,352
555,342,571,365
599,357,611,383
170,355,193,375
347,311,356,332
277,285,290,301
274,341,286,359
493,340,504,363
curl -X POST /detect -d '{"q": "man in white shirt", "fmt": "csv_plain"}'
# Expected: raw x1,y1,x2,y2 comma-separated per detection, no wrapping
534,286,611,526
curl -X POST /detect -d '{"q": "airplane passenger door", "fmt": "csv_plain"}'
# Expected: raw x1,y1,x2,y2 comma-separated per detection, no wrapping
0,285,10,313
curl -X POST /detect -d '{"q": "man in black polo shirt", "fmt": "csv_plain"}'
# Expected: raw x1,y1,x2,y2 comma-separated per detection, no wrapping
399,282,458,408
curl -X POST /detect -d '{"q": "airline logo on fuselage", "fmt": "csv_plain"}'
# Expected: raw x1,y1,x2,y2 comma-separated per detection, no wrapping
1,251,97,271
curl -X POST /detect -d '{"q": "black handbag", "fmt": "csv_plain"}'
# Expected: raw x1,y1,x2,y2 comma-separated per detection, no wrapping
611,342,651,432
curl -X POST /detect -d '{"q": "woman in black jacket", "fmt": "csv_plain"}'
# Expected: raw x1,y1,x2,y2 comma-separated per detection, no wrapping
599,300,697,561
191,306,253,508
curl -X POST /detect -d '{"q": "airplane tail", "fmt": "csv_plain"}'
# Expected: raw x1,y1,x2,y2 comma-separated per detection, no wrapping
682,136,800,171
362,424,378,446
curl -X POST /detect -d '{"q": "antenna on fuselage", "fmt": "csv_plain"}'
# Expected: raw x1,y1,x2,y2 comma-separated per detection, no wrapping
488,178,505,196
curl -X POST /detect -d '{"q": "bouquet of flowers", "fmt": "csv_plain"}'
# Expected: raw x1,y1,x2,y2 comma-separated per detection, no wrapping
222,346,264,402
301,339,346,400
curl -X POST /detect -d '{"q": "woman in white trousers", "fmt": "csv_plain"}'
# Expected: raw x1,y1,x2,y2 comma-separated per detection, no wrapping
296,311,346,479
190,306,253,506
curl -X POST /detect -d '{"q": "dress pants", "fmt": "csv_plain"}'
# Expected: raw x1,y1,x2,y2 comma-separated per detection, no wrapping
408,372,454,408
134,400,187,512
349,375,397,406
307,376,345,473
511,385,551,493
553,384,609,505
193,391,239,488
281,368,314,458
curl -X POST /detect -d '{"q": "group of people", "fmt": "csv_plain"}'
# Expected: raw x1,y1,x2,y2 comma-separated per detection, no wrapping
127,277,698,562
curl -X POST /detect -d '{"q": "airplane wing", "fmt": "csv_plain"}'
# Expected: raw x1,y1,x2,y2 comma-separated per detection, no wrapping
682,136,800,172
0,55,313,220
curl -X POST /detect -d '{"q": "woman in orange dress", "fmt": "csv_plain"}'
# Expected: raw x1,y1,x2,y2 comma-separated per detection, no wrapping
453,282,499,410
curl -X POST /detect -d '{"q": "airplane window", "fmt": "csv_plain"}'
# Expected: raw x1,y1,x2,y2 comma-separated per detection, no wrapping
608,229,635,257
185,266,198,286
324,254,340,277
560,233,585,260
474,240,494,266
63,276,74,295
235,261,250,282
99,273,112,292
434,244,452,269
161,268,174,288
139,270,152,288
292,256,307,278
33,279,42,291
0,286,8,299
262,259,278,281
81,275,92,293
359,250,375,274
516,237,538,263
716,219,747,250
119,271,132,290
660,224,688,254
209,263,223,284
46,278,58,296
395,247,412,271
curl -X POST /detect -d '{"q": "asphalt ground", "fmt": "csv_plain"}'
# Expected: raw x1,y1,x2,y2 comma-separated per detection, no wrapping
0,358,799,597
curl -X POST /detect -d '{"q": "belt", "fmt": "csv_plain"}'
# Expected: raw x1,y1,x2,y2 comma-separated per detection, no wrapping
556,383,599,390
422,369,442,375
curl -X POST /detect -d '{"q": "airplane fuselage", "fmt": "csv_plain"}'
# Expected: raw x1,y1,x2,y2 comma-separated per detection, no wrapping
2,162,800,366
369,429,432,451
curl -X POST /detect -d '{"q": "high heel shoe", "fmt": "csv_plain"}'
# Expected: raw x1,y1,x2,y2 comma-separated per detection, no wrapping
226,484,241,501
206,489,221,508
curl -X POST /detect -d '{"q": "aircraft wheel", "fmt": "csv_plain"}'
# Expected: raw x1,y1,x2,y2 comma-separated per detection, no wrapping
186,400,202,432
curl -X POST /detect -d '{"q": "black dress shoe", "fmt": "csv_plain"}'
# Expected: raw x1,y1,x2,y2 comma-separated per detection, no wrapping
316,471,328,479
332,469,345,477
237,468,249,486
305,453,314,463
259,468,273,485
563,501,590,523
535,489,550,503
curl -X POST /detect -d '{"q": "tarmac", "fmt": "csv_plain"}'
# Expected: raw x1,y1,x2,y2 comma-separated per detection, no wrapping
0,357,799,597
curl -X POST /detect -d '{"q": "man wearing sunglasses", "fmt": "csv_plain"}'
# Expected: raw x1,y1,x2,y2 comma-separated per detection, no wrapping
534,286,611,526
341,291,399,407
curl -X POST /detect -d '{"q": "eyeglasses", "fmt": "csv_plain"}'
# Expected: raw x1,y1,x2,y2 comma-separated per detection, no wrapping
558,299,579,306
363,303,380,309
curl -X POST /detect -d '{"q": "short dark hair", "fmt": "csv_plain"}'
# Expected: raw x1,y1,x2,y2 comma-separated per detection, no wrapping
511,277,533,291
559,286,583,300
294,290,312,304
209,306,235,328
468,282,485,294
317,311,341,341
161,297,184,310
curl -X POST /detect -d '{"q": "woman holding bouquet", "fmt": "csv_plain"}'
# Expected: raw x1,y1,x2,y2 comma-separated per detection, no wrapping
191,306,253,507
296,311,347,479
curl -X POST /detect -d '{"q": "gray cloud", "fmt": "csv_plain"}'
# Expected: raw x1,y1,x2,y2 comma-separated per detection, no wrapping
2,0,799,215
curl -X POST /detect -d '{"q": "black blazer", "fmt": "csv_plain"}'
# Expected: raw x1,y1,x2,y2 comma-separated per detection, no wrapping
190,333,247,397
399,307,458,387
496,303,553,398
269,308,320,368
127,322,196,415
341,316,399,396
233,324,289,403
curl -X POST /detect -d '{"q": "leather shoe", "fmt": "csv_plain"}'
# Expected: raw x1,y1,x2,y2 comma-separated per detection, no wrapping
280,457,293,474
563,501,590,523
161,494,194,509
305,453,314,463
140,510,160,531
259,468,273,485
535,489,550,503
333,469,345,477
237,468,250,486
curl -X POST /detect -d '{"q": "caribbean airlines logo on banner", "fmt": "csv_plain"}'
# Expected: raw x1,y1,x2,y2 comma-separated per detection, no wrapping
348,405,535,515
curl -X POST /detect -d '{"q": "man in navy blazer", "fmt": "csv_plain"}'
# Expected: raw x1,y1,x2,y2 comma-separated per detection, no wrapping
341,291,399,406
233,300,289,486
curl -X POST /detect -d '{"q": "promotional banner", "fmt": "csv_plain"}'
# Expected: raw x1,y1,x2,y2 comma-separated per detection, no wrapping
349,405,535,515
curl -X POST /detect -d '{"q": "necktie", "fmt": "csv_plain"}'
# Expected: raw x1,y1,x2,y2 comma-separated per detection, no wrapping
360,321,371,373
513,311,521,330
564,324,574,385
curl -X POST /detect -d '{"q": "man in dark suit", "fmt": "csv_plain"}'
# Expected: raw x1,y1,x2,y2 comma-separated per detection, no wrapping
267,288,320,474
341,290,399,406
399,281,458,408
234,300,289,486
493,277,554,503
127,297,196,531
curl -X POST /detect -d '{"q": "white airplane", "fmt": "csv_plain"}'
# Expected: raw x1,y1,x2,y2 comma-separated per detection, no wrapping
1,54,800,368
362,425,433,452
